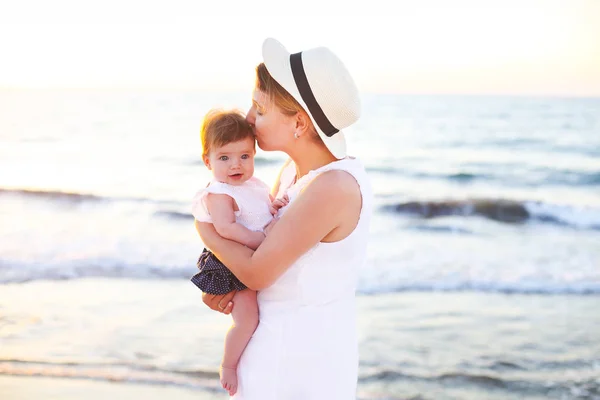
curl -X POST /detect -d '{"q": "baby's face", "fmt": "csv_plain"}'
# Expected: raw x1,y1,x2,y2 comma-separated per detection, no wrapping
204,137,256,186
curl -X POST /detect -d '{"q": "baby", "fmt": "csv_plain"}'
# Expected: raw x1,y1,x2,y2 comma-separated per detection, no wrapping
190,108,286,396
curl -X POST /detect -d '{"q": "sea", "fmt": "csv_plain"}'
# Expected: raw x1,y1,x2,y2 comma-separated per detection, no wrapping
0,89,599,399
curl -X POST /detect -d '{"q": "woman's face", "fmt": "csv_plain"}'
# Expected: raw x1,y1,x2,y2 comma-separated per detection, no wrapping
246,89,295,152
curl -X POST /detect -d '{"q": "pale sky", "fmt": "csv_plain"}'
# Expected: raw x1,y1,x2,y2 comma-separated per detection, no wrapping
0,0,599,96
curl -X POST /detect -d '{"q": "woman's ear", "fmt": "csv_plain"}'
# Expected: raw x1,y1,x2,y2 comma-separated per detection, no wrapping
295,111,312,135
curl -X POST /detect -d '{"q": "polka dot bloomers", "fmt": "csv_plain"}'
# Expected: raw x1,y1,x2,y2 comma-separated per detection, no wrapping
191,248,247,295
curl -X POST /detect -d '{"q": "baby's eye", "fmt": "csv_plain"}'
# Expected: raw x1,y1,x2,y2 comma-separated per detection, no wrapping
219,156,229,161
241,154,250,160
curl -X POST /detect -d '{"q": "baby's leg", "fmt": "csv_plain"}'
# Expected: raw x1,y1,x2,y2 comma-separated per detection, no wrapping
220,289,258,396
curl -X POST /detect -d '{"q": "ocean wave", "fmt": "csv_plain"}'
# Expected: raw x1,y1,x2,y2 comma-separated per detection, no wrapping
446,139,600,159
367,167,487,182
367,165,600,187
579,171,600,185
2,260,599,295
358,281,600,295
0,188,104,202
0,187,179,206
0,359,220,392
154,210,194,220
361,369,506,388
525,201,600,229
0,260,193,284
551,145,600,158
4,358,598,399
403,225,475,235
382,198,600,229
359,367,600,398
546,169,600,186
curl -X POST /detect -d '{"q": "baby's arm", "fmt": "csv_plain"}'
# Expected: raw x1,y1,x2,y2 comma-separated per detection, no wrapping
206,193,265,250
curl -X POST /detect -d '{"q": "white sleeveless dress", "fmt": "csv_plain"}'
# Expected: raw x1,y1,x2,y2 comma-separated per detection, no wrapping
233,157,373,400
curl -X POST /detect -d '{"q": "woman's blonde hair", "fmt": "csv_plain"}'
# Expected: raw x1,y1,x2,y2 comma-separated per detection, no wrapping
255,63,321,142
201,109,254,158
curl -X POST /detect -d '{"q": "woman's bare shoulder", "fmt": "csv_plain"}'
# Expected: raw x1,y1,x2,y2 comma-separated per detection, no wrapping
304,169,360,199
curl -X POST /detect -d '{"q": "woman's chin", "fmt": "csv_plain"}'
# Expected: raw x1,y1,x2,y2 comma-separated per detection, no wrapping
256,140,272,151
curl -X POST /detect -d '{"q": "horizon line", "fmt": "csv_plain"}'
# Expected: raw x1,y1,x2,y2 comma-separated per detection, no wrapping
1,85,599,100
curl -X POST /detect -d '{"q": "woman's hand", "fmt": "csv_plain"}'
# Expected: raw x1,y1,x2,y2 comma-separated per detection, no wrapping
202,291,236,314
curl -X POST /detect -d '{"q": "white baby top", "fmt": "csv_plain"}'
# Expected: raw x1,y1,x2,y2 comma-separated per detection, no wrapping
191,176,273,232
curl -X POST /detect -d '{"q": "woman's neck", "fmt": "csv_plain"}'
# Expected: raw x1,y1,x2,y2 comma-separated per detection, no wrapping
288,144,339,181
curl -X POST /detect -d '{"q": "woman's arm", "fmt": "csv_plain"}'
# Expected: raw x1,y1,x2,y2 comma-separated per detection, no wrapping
197,169,361,290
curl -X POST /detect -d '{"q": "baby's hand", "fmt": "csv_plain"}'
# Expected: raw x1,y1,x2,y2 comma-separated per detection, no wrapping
269,194,289,215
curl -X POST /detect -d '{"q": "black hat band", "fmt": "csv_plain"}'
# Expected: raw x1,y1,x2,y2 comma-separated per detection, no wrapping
290,52,339,137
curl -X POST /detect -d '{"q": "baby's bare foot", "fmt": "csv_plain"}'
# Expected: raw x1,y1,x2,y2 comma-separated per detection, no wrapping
220,365,238,396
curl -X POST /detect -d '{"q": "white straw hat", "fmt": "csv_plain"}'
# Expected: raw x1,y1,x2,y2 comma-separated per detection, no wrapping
262,38,361,159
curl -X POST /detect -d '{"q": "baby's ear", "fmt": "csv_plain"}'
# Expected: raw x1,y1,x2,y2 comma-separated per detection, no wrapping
203,155,211,170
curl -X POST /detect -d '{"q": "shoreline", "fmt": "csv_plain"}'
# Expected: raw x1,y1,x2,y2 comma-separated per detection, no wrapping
0,375,227,400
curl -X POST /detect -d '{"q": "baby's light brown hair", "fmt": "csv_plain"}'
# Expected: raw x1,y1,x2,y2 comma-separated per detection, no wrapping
201,109,255,159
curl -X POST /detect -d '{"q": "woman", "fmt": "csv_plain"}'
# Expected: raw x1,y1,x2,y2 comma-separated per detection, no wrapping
196,37,372,399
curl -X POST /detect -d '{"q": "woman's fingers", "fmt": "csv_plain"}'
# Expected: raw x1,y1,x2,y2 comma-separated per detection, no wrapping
218,291,236,314
221,300,234,315
201,292,218,311
202,291,236,314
